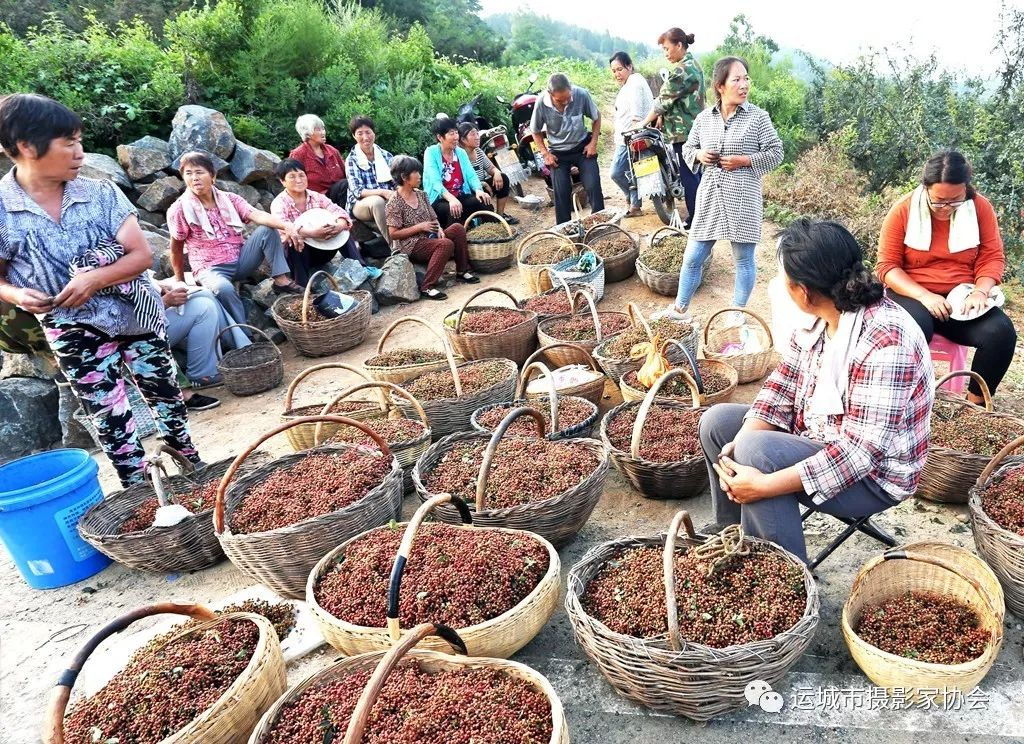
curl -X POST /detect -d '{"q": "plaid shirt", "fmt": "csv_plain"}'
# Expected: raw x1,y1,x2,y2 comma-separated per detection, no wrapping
344,147,395,210
269,189,347,224
745,297,934,503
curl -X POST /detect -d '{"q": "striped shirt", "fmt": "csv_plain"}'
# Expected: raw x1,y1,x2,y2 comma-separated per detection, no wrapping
465,147,495,183
680,101,783,244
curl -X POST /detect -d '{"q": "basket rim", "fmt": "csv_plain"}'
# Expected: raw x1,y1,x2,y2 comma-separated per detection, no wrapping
395,358,518,403
592,324,696,363
322,419,432,450
635,251,681,278
599,399,707,468
537,309,630,338
443,305,538,337
270,289,372,328
969,468,1024,544
470,395,599,440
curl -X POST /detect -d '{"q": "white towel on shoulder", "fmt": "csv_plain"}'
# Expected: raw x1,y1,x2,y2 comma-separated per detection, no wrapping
806,308,865,417
180,187,245,239
904,185,980,254
353,144,392,184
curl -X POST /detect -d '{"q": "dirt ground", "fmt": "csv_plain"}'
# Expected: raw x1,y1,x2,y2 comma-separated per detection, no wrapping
3,172,1023,743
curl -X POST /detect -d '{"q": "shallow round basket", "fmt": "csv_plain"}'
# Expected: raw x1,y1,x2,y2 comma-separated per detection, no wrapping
841,546,1004,697
214,323,283,397
537,289,629,366
363,316,461,386
550,246,605,301
702,307,775,384
636,226,686,296
413,407,609,547
443,287,538,368
592,302,698,383
600,370,709,500
43,604,285,744
213,416,404,598
919,371,1024,504
521,343,607,406
969,434,1024,619
516,230,578,295
280,362,387,451
565,511,819,721
270,271,371,357
464,210,520,273
248,623,568,744
619,342,738,406
583,222,639,283
306,494,560,658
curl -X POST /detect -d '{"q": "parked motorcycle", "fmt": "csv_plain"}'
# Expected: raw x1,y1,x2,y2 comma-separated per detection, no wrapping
454,80,527,196
504,73,547,177
623,125,682,225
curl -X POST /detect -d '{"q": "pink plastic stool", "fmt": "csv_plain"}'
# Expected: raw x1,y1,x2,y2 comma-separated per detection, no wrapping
929,334,970,393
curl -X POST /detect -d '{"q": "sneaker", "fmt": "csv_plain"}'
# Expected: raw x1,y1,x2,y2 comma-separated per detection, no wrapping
420,288,448,301
652,304,695,325
184,393,221,411
718,310,746,330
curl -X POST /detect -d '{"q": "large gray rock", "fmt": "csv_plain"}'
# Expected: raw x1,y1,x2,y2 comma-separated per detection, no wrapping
0,377,60,463
142,231,171,277
243,278,277,311
168,105,236,161
129,136,170,154
80,153,132,190
230,141,280,184
373,254,419,305
137,176,184,212
0,353,57,380
117,142,172,182
137,209,166,229
215,179,260,206
241,298,285,343
170,150,230,178
257,190,274,212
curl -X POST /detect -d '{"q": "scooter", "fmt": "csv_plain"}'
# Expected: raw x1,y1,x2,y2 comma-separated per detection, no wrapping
504,73,547,177
623,124,682,225
454,80,527,196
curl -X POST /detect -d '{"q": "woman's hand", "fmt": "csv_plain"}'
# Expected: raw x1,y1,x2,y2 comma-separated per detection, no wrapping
10,287,54,314
712,455,770,504
52,273,100,309
492,171,504,190
161,286,189,308
696,149,720,167
280,222,301,247
719,155,751,171
447,195,463,220
918,291,952,321
476,189,492,205
961,289,989,318
415,220,436,235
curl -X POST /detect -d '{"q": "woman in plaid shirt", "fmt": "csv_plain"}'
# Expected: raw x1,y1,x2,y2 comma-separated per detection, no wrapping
698,219,934,563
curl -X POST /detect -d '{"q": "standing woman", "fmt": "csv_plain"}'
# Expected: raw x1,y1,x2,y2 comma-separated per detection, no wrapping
0,94,203,486
289,114,347,205
671,56,783,322
457,122,518,224
641,28,705,228
422,117,491,228
609,51,654,217
877,150,1016,404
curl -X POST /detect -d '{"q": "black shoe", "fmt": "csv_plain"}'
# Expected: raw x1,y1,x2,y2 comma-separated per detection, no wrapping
185,393,221,411
420,288,448,301
456,272,480,284
697,519,738,536
271,280,302,295
501,213,520,225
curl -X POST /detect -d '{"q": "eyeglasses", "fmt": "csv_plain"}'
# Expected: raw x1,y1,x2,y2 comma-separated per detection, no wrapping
927,195,967,209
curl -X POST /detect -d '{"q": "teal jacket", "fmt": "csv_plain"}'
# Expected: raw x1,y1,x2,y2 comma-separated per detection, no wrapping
422,144,482,204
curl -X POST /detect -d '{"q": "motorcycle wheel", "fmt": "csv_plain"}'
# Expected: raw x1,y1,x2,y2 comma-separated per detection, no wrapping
651,162,678,225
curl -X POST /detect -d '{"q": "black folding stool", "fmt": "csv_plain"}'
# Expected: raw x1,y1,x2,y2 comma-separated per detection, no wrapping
800,506,898,570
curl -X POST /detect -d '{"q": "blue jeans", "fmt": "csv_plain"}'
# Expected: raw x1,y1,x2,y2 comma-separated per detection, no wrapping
609,144,639,209
674,238,757,310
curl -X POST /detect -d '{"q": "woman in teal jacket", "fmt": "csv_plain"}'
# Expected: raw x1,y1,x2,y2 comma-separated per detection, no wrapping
422,116,491,227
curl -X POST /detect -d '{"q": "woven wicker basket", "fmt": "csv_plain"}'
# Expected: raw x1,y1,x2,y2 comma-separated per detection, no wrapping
249,623,568,744
363,316,463,386
550,245,606,300
970,434,1024,619
565,511,820,721
516,230,578,295
43,604,285,744
919,371,1024,504
620,341,738,406
702,307,775,384
307,494,560,658
842,547,1004,696
636,226,686,296
464,210,519,273
592,302,698,383
271,271,372,357
601,369,709,500
537,289,629,366
413,407,609,547
214,323,283,396
281,362,386,451
521,343,607,406
517,268,577,321
213,415,404,598
443,287,538,368
583,222,639,283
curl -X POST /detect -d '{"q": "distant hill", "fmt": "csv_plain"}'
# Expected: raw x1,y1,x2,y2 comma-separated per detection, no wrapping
486,12,656,66
773,46,833,83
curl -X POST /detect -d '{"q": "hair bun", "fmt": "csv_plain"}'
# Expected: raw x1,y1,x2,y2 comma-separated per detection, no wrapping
685,33,696,45
831,264,883,312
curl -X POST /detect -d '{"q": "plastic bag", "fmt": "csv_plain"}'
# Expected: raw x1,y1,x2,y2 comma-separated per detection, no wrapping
633,335,671,389
524,364,602,394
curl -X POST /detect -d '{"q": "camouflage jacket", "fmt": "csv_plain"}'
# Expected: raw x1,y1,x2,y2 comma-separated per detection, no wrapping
652,52,706,143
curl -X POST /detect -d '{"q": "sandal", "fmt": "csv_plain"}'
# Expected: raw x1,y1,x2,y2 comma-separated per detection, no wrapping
271,280,303,295
500,213,520,225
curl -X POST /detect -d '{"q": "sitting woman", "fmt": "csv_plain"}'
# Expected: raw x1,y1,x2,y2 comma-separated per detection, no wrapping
698,219,934,564
385,155,479,301
422,117,491,228
345,116,396,246
289,114,347,205
457,122,518,224
271,158,360,286
168,151,301,327
877,150,1016,404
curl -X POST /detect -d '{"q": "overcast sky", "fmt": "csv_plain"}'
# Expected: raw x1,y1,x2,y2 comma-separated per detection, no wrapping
478,0,1018,75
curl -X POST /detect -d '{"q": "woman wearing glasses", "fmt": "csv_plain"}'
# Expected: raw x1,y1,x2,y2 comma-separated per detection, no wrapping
877,150,1016,405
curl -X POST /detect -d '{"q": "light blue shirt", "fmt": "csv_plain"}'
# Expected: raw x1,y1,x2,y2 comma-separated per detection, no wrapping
421,144,482,205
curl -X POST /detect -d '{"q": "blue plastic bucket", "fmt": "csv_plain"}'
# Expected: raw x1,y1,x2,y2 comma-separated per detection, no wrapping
0,449,111,589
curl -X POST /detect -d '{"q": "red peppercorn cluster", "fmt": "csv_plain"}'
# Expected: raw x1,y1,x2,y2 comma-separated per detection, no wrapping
545,313,631,342
403,360,512,401
141,600,297,656
364,348,447,367
230,451,390,534
425,439,600,508
476,398,593,436
63,618,258,744
622,361,730,397
314,522,549,627
290,400,380,417
856,590,990,664
601,318,693,359
981,466,1024,535
582,545,807,647
451,308,531,334
327,418,426,446
522,292,573,316
263,662,553,743
605,406,703,462
930,404,1024,456
118,479,221,534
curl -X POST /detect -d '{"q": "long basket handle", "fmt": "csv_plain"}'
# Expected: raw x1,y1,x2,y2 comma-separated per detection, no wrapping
569,289,603,342
283,362,380,413
659,338,704,394
572,191,583,223
536,267,574,305
583,221,635,247
374,316,448,357
626,302,654,339
43,603,218,744
453,286,522,334
342,622,468,744
976,433,1024,488
663,511,699,652
516,230,575,262
155,444,196,476
313,381,430,445
214,323,279,359
463,209,512,237
146,458,173,508
300,270,341,325
525,341,600,373
631,368,701,459
935,370,992,411
515,361,560,433
651,225,685,245
476,407,546,510
703,306,774,350
213,415,393,534
386,494,474,641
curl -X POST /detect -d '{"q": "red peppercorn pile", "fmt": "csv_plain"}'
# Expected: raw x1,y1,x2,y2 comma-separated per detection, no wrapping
582,545,807,647
981,466,1024,535
622,361,730,397
141,599,298,656
930,403,1024,456
425,439,600,509
476,398,593,436
448,308,530,334
402,360,512,401
63,618,259,744
606,406,703,462
601,318,694,359
857,591,990,664
364,348,447,367
522,292,572,316
119,479,220,534
262,662,553,743
289,400,380,417
327,418,427,446
544,313,631,342
230,450,391,533
315,522,549,627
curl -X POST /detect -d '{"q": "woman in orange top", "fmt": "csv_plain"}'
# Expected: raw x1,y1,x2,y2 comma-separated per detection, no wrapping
877,150,1016,403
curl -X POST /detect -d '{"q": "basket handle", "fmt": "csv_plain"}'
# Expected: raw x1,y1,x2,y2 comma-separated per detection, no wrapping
453,286,522,334
476,407,546,511
976,433,1024,488
386,494,474,641
659,337,704,394
515,230,575,261
300,270,341,325
313,381,430,445
934,370,992,411
569,289,603,342
572,191,583,223
214,322,279,360
212,415,393,534
626,302,654,339
43,603,218,744
342,622,468,744
583,221,636,247
703,306,774,351
155,444,196,476
663,511,700,652
524,341,601,373
463,209,512,237
651,225,685,245
536,266,574,305
515,361,560,433
631,368,701,459
283,362,380,413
